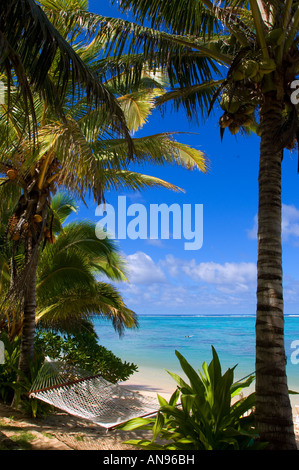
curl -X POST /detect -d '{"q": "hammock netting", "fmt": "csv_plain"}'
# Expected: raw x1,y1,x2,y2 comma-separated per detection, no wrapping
29,359,159,429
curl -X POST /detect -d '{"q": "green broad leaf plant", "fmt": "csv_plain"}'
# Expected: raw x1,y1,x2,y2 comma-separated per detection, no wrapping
119,347,266,450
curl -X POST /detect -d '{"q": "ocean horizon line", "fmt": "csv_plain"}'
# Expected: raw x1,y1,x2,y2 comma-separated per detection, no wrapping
93,313,299,322
113,313,299,318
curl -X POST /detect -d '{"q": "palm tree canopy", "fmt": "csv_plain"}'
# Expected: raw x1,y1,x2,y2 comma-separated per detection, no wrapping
0,0,133,148
0,0,208,210
94,0,299,148
36,222,137,336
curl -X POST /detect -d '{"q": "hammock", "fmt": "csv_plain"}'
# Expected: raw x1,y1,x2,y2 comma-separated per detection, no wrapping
29,358,159,429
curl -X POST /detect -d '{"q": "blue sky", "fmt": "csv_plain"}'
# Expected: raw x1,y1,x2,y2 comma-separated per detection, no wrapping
76,1,299,316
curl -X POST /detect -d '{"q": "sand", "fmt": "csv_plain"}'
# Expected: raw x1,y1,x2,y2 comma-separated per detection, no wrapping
0,380,298,450
0,399,153,450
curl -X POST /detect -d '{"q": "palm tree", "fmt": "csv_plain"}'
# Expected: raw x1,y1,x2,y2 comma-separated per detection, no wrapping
35,192,137,337
93,0,299,449
0,191,137,338
0,0,207,383
0,0,132,145
0,191,137,339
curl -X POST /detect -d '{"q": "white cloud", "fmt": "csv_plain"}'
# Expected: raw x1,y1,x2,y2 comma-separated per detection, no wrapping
248,203,299,241
181,260,256,286
119,252,257,315
162,255,256,292
125,251,166,285
247,214,258,240
281,204,299,240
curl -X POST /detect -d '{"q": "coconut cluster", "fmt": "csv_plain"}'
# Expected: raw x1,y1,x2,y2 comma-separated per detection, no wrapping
219,57,276,135
8,212,55,244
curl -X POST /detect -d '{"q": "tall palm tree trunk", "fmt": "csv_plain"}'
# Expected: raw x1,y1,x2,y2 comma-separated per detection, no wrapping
17,245,39,377
16,197,48,379
255,92,297,450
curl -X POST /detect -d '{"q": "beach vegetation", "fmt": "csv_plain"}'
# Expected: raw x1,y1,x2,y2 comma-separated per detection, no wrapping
0,193,138,414
120,347,266,450
0,192,138,339
0,328,137,417
34,329,138,384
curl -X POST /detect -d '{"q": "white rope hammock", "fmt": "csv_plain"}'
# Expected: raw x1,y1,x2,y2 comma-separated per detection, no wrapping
29,358,159,429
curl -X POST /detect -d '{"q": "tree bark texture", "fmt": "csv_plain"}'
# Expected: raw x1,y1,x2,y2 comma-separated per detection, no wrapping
17,240,39,378
255,92,297,449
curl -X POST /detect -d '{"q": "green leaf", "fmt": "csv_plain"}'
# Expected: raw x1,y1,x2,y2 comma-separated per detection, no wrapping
169,387,181,406
165,369,191,391
123,439,164,450
157,394,168,407
181,394,196,414
174,350,205,395
152,411,165,441
231,375,255,398
118,417,154,431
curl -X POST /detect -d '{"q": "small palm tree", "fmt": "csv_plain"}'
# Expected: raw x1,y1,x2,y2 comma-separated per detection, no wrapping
36,193,137,337
0,191,137,339
92,0,299,449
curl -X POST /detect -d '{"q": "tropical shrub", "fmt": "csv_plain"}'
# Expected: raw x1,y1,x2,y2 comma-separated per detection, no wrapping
0,332,51,417
120,347,265,450
0,333,20,404
0,328,138,417
34,329,138,383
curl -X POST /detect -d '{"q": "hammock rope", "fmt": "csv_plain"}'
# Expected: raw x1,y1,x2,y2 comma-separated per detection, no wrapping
29,358,159,429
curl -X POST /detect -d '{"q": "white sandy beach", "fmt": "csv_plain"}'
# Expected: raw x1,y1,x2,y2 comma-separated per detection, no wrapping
0,376,298,450
0,365,298,450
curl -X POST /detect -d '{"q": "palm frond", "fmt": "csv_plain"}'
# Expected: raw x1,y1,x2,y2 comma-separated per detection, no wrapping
98,16,233,66
92,132,207,173
113,0,219,37
100,169,184,194
49,192,79,233
155,80,225,121
36,281,137,335
117,88,164,133
0,0,133,149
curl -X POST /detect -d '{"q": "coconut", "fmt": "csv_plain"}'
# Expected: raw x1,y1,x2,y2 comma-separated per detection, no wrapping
242,105,256,115
229,122,240,135
33,214,43,223
6,169,17,180
259,58,276,74
242,116,254,127
219,114,233,128
232,62,246,82
243,60,259,79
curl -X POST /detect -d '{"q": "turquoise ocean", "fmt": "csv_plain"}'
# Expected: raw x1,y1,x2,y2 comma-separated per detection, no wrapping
93,315,299,400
